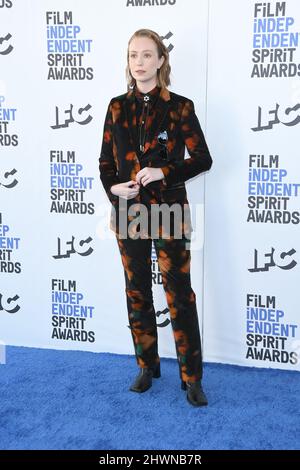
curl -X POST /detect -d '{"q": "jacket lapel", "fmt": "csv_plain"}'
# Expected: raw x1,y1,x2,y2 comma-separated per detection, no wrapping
145,87,171,154
124,89,138,155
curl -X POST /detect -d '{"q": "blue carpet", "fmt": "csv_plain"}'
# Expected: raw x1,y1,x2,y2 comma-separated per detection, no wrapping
0,346,299,450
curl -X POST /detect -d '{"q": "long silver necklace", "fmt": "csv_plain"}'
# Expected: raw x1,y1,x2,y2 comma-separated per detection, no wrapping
139,95,150,153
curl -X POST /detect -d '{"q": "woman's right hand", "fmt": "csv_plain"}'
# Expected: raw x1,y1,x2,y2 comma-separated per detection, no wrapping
110,180,140,200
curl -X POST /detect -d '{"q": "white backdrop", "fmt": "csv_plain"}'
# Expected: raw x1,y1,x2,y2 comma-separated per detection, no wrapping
204,0,300,370
1,0,299,372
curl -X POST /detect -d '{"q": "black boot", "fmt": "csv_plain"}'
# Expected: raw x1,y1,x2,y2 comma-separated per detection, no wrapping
181,380,208,407
129,363,161,393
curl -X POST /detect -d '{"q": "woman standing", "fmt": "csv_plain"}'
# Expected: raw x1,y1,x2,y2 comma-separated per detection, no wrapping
99,29,212,407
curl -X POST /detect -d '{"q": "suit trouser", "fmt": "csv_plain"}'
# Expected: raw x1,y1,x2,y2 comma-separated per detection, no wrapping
115,234,203,383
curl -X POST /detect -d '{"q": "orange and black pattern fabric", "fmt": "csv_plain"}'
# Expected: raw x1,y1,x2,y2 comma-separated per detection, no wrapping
99,85,213,237
99,85,212,382
116,235,203,383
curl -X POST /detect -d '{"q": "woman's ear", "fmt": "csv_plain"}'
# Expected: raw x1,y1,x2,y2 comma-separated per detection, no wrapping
159,56,165,69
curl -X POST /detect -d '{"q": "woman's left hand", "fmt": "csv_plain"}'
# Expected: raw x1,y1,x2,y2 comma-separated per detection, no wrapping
136,167,164,187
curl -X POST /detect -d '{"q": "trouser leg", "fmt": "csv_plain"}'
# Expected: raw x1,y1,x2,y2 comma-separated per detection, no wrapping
154,237,203,383
115,235,159,369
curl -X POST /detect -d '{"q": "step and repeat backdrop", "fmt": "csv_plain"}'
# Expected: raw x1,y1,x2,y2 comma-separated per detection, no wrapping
1,0,299,371
204,0,300,371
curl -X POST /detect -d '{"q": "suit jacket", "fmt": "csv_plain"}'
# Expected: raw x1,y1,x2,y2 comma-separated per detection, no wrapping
99,87,212,238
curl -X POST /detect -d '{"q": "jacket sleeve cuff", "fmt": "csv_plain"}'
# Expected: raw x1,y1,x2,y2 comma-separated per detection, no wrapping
107,182,119,204
160,164,178,186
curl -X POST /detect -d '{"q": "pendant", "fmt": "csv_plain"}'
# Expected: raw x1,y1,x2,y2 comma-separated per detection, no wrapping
143,95,150,102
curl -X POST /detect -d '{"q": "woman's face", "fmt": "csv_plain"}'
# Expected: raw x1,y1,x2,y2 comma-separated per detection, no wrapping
128,36,164,86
